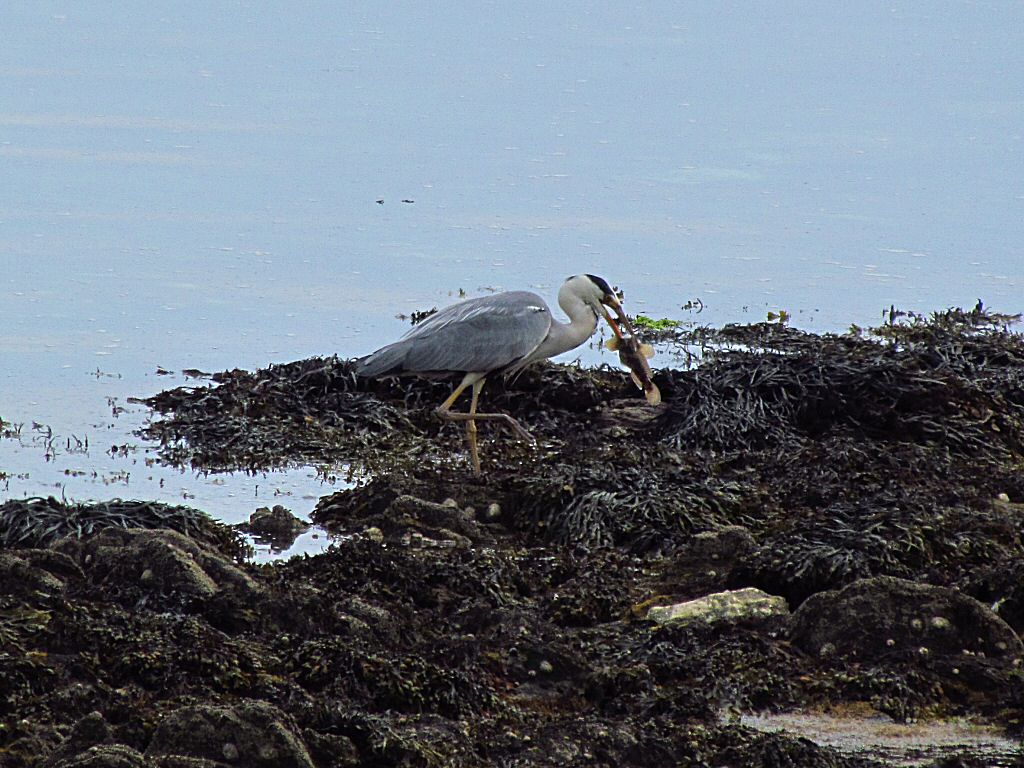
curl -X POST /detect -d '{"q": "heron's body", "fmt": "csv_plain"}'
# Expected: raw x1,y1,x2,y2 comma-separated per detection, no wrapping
355,274,628,474
356,289,601,380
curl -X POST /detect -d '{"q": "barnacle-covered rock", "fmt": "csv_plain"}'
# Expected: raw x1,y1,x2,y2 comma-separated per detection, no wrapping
388,494,495,545
45,744,150,768
40,711,112,766
660,525,758,595
315,488,494,543
960,497,1024,637
790,576,1024,664
687,526,757,564
55,528,259,608
144,700,314,767
0,551,68,597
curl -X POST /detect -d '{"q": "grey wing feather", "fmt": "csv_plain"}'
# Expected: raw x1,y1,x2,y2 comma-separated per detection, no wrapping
355,291,552,376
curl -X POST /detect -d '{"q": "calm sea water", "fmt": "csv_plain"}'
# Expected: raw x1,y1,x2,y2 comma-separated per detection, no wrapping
2,2,1022,547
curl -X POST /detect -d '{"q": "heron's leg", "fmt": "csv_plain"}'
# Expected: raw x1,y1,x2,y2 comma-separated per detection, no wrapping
437,375,535,450
437,375,474,414
436,374,482,474
456,377,540,472
465,377,483,474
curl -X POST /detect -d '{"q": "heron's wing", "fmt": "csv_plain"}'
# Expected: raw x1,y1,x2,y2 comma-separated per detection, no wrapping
403,291,552,373
357,291,551,376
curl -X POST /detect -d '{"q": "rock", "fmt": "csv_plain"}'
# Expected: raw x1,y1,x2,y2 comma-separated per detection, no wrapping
239,505,309,547
404,528,473,550
42,711,111,766
0,551,67,597
387,494,494,545
46,744,149,768
341,595,392,625
145,700,315,768
647,587,789,626
16,549,85,581
660,526,759,595
790,576,1024,663
55,528,260,605
301,730,360,767
687,526,757,563
597,399,668,432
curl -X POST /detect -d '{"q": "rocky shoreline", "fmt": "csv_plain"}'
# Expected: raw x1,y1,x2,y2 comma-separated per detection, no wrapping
3,307,1024,766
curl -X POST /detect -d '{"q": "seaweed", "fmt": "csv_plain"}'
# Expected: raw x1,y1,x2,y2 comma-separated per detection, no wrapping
4,306,1024,765
0,497,246,557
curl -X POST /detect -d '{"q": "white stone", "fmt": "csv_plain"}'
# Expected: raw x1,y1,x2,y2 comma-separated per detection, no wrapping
646,587,788,626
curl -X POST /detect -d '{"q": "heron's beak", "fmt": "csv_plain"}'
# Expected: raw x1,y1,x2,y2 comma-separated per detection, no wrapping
601,308,625,340
598,296,622,339
601,294,636,339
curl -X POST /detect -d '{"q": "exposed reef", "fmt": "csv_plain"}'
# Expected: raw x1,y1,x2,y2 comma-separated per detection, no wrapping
3,306,1024,766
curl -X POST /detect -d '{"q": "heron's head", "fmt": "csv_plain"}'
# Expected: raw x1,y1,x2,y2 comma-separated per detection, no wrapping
565,274,636,339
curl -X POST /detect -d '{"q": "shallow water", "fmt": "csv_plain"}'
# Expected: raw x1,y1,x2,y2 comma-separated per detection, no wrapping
2,3,1023,547
0,367,338,559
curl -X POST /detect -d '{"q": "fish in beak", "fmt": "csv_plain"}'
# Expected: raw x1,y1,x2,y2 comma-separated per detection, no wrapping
601,294,661,406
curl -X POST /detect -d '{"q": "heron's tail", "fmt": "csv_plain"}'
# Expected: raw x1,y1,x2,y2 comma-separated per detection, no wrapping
353,342,408,377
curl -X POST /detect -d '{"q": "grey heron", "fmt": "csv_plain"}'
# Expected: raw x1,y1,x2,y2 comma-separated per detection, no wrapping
354,273,633,474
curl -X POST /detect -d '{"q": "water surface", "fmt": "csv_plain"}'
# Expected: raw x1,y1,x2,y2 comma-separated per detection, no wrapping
2,2,1022,532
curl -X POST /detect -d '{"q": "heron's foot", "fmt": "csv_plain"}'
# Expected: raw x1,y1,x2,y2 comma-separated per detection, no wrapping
437,408,535,443
499,415,535,444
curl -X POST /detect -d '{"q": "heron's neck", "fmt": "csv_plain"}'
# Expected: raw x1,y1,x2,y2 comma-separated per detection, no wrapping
543,287,599,357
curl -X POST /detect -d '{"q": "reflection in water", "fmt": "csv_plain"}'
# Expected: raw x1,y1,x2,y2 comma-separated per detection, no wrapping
246,526,334,564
